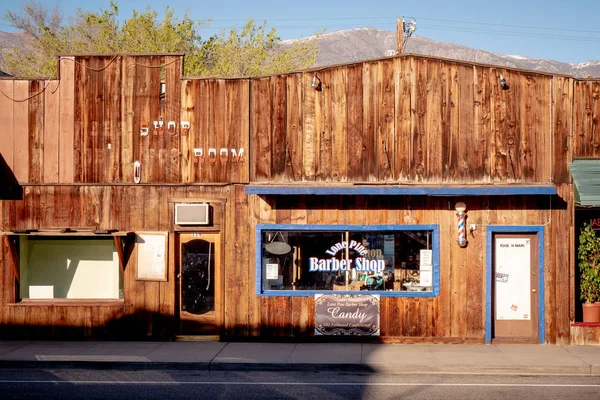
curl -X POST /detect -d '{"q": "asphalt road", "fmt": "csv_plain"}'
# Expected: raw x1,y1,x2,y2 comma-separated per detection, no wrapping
1,369,600,399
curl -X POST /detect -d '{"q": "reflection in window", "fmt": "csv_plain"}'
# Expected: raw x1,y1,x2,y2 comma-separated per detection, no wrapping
260,229,435,293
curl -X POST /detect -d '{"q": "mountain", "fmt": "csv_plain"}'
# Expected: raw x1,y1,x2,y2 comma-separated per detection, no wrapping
308,27,600,78
1,28,599,78
0,31,31,75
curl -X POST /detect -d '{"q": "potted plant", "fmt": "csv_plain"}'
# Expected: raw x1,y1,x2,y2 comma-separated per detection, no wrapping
578,222,600,322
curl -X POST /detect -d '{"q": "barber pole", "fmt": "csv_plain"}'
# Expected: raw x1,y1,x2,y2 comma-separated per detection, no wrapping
455,202,467,247
457,213,466,247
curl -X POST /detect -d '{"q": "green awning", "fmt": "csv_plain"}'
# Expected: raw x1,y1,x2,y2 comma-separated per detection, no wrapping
569,159,600,206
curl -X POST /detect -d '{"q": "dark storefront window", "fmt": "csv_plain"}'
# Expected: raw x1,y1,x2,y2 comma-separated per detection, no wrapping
256,224,439,297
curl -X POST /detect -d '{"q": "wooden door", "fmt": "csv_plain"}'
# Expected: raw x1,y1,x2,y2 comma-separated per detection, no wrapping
178,233,221,336
493,233,539,342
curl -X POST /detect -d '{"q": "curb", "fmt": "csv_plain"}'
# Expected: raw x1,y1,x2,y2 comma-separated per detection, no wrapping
0,360,210,371
0,360,597,375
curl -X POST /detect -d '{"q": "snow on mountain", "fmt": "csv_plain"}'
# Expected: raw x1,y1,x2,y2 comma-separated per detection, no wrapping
308,28,600,78
1,28,599,78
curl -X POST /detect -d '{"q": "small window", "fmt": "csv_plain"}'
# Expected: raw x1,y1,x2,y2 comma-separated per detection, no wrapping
256,224,439,297
19,237,123,300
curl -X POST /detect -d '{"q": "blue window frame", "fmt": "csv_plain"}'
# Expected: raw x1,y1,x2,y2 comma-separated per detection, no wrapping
255,224,440,297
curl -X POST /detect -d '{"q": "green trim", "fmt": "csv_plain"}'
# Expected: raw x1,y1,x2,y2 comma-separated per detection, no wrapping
569,159,600,206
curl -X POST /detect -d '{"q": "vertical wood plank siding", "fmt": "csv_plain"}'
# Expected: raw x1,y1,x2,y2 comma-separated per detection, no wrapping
0,53,596,343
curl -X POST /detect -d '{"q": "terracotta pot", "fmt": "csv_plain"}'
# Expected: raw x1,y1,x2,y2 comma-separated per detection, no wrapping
582,302,600,323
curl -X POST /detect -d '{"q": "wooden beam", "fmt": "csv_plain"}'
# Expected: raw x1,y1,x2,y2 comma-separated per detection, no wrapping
397,18,403,54
3,235,20,282
113,233,135,273
114,236,125,273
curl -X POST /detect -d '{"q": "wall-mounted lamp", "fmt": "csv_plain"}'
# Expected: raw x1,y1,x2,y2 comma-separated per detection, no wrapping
455,202,467,248
499,74,509,90
311,73,322,91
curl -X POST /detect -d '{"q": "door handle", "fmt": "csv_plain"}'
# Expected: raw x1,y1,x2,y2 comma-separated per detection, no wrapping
177,274,181,279
532,289,537,293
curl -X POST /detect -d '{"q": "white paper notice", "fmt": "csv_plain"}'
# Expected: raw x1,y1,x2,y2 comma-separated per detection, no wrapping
495,238,531,320
419,271,432,286
152,242,166,275
420,250,432,267
266,263,279,280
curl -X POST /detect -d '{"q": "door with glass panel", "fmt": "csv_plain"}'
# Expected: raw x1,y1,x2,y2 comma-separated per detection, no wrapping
178,233,221,336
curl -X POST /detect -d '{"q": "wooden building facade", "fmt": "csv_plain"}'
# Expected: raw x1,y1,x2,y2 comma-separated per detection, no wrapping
0,53,599,344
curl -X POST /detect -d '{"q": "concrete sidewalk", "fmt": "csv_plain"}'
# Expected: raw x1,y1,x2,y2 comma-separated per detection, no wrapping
1,340,600,375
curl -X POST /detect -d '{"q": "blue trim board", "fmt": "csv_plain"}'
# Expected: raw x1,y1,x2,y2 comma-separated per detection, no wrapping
485,226,545,344
255,224,440,298
245,185,557,196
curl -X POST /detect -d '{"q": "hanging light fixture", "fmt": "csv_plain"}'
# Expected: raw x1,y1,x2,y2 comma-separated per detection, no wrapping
265,231,292,255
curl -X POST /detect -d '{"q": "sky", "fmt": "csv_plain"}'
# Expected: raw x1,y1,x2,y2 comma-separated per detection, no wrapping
2,0,600,63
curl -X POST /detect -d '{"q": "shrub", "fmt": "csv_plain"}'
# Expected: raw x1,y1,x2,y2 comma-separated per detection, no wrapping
578,222,600,303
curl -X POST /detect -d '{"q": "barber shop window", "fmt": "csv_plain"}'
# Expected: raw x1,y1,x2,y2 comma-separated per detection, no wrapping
256,224,439,297
18,237,123,300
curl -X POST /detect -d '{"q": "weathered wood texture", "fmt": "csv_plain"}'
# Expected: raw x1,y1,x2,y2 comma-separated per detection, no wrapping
180,79,249,183
570,325,600,345
0,185,229,339
250,57,563,184
0,55,588,186
236,193,569,342
0,54,596,343
573,80,600,159
73,55,183,183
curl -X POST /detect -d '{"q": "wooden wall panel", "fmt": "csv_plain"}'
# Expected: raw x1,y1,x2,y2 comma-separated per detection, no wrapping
2,54,597,343
474,67,492,182
0,185,231,339
104,57,122,183
140,57,155,183
250,78,271,181
194,80,210,182
331,67,349,181
363,62,378,181
227,80,249,184
28,80,44,183
551,183,574,344
271,76,287,180
240,194,572,341
121,56,136,184
443,63,460,181
424,60,442,181
302,73,317,181
59,57,75,183
394,58,411,180
457,65,475,182
5,55,596,187
209,80,225,182
535,76,552,183
0,80,14,170
347,64,364,179
316,69,332,181
180,80,195,183
553,77,574,183
43,80,60,183
286,74,303,181
378,60,395,180
573,80,600,159
164,55,182,184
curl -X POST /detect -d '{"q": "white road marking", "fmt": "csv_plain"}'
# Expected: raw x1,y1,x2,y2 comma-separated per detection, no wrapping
0,381,598,387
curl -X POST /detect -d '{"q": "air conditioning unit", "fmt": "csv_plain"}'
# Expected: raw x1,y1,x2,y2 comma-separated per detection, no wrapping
174,203,212,225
